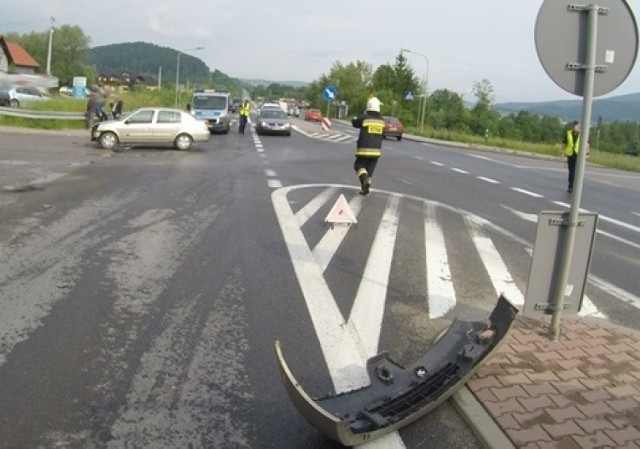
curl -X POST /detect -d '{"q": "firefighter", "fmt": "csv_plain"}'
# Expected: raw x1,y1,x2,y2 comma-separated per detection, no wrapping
238,99,250,134
352,96,385,195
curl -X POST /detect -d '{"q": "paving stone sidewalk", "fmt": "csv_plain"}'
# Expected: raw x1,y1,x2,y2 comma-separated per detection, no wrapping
466,315,640,448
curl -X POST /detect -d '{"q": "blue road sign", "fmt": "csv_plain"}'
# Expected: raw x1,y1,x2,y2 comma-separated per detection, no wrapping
405,91,414,100
323,85,338,101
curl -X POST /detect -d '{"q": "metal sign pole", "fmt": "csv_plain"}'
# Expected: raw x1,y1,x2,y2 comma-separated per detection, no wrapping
548,4,599,341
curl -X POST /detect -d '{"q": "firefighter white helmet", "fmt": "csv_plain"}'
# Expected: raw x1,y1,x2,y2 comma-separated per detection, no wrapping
366,97,381,112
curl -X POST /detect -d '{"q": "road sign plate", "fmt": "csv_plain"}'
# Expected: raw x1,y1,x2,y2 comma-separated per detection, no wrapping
535,0,638,96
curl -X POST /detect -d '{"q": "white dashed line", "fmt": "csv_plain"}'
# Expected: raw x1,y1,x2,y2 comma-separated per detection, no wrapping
510,187,543,198
477,176,500,184
450,168,469,174
430,161,444,167
267,179,283,188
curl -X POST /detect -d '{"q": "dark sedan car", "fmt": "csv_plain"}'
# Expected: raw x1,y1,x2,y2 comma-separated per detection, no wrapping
256,108,292,136
383,116,404,141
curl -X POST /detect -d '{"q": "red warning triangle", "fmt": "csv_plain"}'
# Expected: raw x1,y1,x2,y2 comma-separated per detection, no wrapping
324,194,358,225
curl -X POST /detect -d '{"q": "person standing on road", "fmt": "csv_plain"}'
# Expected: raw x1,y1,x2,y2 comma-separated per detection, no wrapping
352,96,385,195
85,91,97,129
238,99,250,134
110,97,123,119
562,120,589,194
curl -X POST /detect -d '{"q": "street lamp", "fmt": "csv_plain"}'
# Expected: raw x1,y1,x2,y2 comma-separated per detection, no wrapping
175,46,205,108
401,48,430,134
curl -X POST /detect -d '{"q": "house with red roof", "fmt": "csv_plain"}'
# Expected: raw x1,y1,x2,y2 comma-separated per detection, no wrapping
0,34,41,75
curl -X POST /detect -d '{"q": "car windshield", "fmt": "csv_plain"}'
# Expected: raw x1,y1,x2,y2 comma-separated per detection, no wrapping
261,110,287,119
385,117,401,124
192,95,228,110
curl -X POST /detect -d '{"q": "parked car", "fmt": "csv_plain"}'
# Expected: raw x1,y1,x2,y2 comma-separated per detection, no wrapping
91,107,210,151
304,108,322,122
256,108,291,136
383,116,404,141
0,85,50,108
260,102,283,112
288,105,300,117
230,97,243,112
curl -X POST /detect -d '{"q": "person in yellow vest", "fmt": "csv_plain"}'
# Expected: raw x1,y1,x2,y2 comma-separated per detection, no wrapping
238,99,250,134
563,121,590,194
352,96,385,195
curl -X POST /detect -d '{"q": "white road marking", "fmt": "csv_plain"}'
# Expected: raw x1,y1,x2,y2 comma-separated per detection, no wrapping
424,202,456,318
633,212,640,218
430,161,444,166
501,204,538,223
264,169,277,177
272,187,371,393
510,187,543,198
477,176,500,184
468,154,493,161
465,216,525,306
590,274,640,310
450,167,469,174
267,179,283,188
597,229,640,250
348,196,401,358
295,187,338,226
553,202,640,234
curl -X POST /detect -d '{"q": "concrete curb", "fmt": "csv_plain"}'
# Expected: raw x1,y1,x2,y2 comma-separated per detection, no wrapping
451,387,515,449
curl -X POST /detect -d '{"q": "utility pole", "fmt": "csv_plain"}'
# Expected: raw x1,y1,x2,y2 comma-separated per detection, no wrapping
400,48,430,134
46,17,55,76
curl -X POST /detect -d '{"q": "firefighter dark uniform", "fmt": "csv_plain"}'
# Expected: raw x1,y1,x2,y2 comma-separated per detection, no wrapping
352,97,385,195
238,100,250,134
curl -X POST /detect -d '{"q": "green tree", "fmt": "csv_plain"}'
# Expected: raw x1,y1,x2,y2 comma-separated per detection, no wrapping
469,79,499,136
5,25,92,86
428,89,468,131
306,61,372,117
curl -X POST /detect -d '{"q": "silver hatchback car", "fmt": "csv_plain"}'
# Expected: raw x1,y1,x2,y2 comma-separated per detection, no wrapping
91,107,210,150
0,85,50,108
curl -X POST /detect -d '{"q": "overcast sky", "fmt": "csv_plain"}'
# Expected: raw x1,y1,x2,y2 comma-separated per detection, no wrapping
2,0,639,103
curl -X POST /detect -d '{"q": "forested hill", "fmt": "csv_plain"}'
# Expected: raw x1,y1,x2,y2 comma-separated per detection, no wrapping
494,92,640,124
84,42,247,91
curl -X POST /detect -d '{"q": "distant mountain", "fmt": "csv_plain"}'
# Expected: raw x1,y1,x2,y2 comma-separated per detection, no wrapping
85,42,250,93
494,92,640,123
240,78,308,88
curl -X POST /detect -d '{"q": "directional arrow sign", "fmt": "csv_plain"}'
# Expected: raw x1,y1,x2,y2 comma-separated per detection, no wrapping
323,85,337,101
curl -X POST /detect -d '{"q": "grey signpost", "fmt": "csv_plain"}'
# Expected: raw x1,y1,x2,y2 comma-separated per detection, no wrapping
534,0,638,340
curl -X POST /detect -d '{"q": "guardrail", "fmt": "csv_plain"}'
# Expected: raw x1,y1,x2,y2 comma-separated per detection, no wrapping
0,106,84,120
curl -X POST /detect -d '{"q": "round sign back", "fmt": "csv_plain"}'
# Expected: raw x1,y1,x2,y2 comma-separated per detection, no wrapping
535,0,638,97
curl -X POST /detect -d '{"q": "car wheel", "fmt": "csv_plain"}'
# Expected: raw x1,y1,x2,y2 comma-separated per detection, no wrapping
9,99,19,108
175,133,193,150
397,135,402,141
99,131,118,150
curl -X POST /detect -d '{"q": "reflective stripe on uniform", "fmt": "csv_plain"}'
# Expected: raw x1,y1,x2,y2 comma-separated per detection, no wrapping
355,148,381,157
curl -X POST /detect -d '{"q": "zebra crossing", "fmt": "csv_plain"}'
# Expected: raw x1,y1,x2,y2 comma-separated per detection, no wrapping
273,184,606,386
292,125,357,143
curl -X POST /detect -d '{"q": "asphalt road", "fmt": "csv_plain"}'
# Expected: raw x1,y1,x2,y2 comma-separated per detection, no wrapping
0,118,638,448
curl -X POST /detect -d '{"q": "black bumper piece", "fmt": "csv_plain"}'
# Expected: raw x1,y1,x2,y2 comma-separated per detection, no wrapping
275,295,518,446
